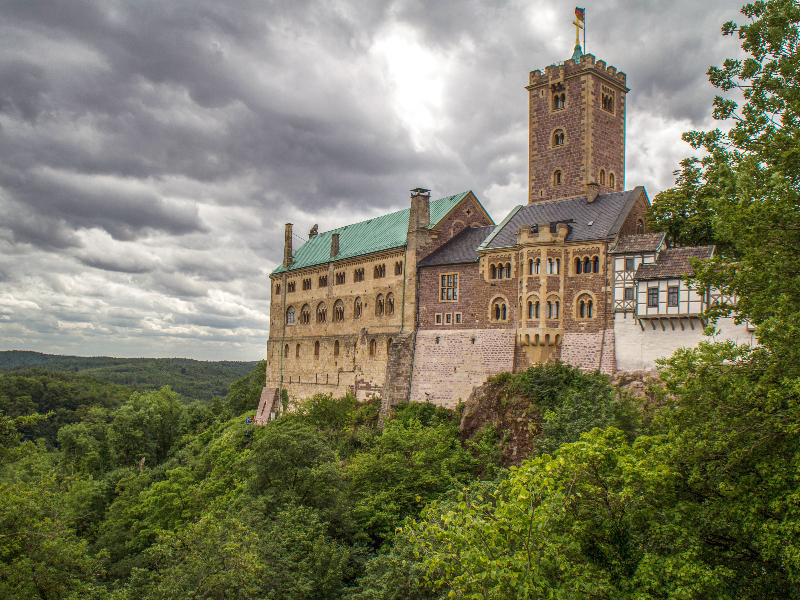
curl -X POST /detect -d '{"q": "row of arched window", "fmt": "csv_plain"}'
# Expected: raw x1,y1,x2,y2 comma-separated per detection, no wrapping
574,255,600,274
283,338,393,359
490,262,512,279
599,169,616,188
527,257,561,275
286,294,395,324
490,293,597,322
526,298,560,319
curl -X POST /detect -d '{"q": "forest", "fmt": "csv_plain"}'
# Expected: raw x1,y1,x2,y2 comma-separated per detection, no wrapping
3,1,800,597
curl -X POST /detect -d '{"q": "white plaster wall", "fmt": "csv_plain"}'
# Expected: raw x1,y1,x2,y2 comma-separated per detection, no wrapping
614,314,756,371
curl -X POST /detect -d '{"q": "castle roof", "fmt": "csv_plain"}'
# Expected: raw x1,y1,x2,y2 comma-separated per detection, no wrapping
635,246,715,280
418,225,496,268
610,232,666,254
479,187,647,251
272,192,480,275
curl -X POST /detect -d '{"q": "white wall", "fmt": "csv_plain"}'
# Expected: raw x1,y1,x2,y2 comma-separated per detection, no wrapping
614,313,756,371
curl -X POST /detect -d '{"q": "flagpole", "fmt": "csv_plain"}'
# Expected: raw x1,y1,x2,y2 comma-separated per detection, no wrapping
583,10,586,54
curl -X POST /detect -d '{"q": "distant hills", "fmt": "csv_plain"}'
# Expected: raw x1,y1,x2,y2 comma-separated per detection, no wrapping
0,350,259,401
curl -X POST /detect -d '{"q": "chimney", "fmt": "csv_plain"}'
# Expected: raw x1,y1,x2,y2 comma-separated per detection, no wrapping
309,224,318,239
283,223,293,268
586,181,600,204
330,232,339,258
408,187,431,231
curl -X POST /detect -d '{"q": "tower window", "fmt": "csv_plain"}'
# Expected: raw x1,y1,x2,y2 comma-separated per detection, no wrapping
286,306,296,324
609,173,616,189
553,92,566,110
334,340,340,356
552,129,565,147
553,170,563,186
601,87,615,114
599,169,606,185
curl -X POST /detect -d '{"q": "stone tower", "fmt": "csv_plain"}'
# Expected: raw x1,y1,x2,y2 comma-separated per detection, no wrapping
526,49,629,204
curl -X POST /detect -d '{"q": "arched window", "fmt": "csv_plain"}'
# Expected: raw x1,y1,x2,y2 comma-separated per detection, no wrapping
354,297,363,319
497,264,503,279
609,173,615,188
576,293,595,319
546,301,553,318
588,300,594,317
636,219,644,234
583,257,591,273
553,93,565,110
295,343,301,357
284,344,289,358
300,304,311,325
575,257,582,274
333,300,344,322
555,301,560,318
547,258,553,274
553,129,565,147
387,338,393,355
580,300,586,318
492,298,508,322
334,340,340,356
528,258,534,274
527,298,541,319
375,294,385,316
286,306,296,324
491,264,497,279
316,302,327,323
553,170,563,186
505,263,511,278
593,256,600,273
314,341,320,358
534,258,540,274
369,339,377,356
547,297,560,319
502,304,507,320
599,169,606,185
386,293,394,316
555,258,560,274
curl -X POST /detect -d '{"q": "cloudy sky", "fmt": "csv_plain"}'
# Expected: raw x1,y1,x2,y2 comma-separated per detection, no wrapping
0,0,746,361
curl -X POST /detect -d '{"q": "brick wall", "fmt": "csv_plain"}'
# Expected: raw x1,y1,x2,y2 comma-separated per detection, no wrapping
618,192,650,237
409,329,516,407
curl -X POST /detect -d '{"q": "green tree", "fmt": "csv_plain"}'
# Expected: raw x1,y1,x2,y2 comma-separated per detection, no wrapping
226,360,266,415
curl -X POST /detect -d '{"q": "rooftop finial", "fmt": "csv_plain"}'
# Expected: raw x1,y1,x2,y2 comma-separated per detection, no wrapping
572,7,585,63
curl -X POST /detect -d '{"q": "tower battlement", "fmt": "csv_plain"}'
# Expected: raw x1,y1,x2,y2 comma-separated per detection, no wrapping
528,54,627,88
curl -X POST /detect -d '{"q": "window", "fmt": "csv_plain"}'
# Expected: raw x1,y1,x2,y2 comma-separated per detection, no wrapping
435,313,442,325
547,258,560,275
528,299,540,319
455,313,462,324
395,262,403,275
333,300,344,322
505,263,511,278
302,278,312,291
553,92,565,110
492,298,508,321
387,338,393,354
441,274,458,301
601,88,615,113
553,129,565,147
295,343,300,358
648,287,659,307
300,304,311,324
624,287,634,300
636,219,644,234
625,258,635,271
316,302,327,323
375,294,385,316
354,297,362,319
593,256,600,273
529,258,541,275
668,286,679,306
583,257,590,273
491,264,497,279
445,313,452,325
335,272,346,285
369,339,377,356
575,257,582,274
287,281,296,293
318,275,327,288
577,294,594,319
386,293,394,315
276,283,281,295
599,169,606,185
553,170,563,186
546,297,560,319
354,268,365,282
286,306,296,324
314,341,320,358
609,173,615,188
334,340,340,356
374,264,386,278
284,344,289,358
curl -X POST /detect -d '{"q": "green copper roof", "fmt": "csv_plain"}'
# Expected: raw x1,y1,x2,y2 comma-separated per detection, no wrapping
272,192,474,275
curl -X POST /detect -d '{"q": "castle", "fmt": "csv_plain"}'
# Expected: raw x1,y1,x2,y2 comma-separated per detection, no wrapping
257,41,755,420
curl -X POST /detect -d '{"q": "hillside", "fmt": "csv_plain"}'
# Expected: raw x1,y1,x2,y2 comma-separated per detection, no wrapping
0,350,258,401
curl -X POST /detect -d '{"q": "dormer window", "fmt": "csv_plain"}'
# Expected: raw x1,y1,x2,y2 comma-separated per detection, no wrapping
553,170,563,186
553,93,566,110
552,129,565,147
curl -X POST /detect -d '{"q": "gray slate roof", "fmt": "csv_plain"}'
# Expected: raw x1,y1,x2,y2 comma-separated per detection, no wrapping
635,246,715,280
480,187,645,250
418,226,495,268
610,232,666,254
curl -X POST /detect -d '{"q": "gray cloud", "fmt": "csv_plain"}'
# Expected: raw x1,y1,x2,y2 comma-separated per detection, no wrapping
0,0,747,360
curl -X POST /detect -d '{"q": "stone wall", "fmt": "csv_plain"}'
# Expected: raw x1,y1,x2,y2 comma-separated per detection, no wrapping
382,332,416,410
560,328,615,373
409,329,516,408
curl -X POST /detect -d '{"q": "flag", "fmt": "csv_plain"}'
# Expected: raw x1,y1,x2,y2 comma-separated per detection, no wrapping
575,7,585,22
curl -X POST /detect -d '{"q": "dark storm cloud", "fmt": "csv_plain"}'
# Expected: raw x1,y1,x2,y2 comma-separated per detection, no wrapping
0,0,749,359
